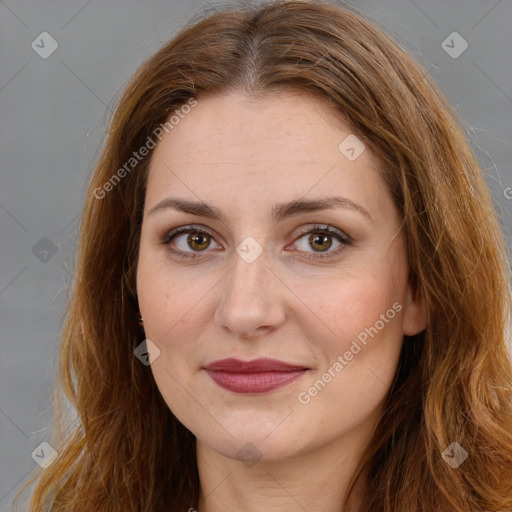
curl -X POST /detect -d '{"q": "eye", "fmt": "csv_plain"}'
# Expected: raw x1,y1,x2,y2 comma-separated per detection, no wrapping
290,224,352,260
162,223,352,261
162,225,222,259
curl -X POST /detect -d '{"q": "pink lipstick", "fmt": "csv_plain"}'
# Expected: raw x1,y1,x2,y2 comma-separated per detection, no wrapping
203,358,308,393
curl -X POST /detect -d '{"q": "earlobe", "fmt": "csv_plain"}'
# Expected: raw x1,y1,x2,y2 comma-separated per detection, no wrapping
402,280,427,336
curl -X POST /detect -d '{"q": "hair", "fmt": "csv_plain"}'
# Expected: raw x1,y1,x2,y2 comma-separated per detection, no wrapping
13,0,512,511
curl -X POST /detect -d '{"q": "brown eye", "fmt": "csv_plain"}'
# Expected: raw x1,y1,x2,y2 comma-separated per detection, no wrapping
187,232,211,251
162,225,222,259
291,224,353,261
309,233,332,252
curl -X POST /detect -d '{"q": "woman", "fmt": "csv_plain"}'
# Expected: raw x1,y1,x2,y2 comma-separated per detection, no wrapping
15,0,512,510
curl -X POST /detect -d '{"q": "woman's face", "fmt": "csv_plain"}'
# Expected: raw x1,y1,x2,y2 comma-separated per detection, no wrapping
136,89,426,462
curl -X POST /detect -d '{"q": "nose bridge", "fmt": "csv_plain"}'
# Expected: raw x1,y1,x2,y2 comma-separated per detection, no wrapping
229,232,269,294
226,248,270,310
214,246,285,337
230,255,268,303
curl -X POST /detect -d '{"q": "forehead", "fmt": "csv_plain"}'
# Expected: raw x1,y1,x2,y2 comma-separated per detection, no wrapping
145,89,387,217
151,89,372,163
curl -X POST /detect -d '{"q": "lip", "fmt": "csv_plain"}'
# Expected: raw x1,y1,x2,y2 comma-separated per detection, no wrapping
203,358,309,394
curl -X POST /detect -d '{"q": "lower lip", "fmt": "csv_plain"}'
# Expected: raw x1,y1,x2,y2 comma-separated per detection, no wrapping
205,369,307,393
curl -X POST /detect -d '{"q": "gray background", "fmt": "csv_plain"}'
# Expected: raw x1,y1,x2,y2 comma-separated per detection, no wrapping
1,0,511,508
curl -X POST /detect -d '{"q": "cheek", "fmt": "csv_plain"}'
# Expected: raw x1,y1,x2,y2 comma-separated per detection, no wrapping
136,249,211,342
298,266,404,351
136,256,208,422
294,273,405,432
290,233,407,337
293,255,407,412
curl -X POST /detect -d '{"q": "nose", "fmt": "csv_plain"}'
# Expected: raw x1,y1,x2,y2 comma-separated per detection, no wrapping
214,247,286,340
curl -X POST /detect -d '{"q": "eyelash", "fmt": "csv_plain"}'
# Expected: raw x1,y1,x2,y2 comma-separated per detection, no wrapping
161,224,353,261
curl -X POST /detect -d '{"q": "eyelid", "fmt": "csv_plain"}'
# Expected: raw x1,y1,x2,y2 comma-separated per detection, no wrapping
163,225,223,259
161,223,353,260
293,223,352,243
161,224,216,245
287,224,353,260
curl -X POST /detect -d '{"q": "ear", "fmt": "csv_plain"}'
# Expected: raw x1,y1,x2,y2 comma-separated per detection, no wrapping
402,279,427,336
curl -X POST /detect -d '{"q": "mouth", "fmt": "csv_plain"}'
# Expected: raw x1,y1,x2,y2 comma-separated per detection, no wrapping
203,358,309,394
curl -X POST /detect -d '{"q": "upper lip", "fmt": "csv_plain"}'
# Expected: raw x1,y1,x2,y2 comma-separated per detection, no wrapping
203,358,308,373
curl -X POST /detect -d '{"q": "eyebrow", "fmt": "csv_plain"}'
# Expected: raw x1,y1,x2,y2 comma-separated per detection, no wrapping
147,196,372,222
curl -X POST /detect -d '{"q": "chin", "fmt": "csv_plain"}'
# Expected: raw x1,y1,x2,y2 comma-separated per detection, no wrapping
196,420,314,465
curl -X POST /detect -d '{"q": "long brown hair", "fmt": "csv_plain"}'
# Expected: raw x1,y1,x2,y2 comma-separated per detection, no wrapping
13,1,512,510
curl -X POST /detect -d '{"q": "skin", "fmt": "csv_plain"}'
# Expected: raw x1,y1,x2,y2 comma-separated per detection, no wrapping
136,89,426,512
